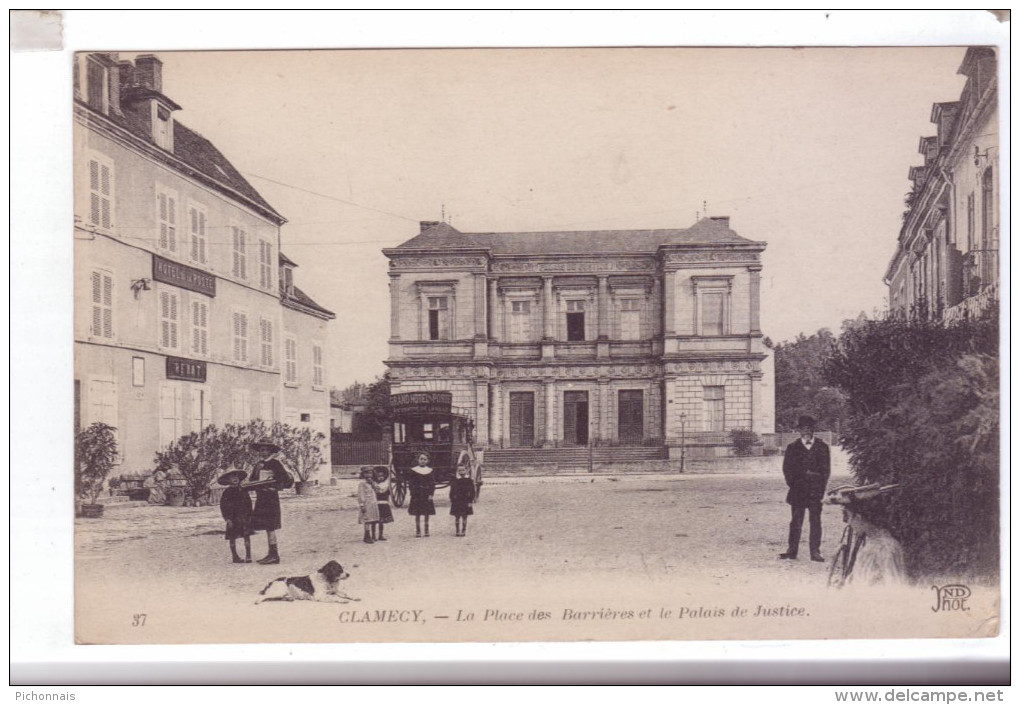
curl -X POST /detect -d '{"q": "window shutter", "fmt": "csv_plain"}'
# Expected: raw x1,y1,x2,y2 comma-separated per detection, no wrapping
167,196,175,251
89,160,100,225
158,193,168,249
99,164,112,228
91,271,102,336
159,385,178,448
102,274,113,338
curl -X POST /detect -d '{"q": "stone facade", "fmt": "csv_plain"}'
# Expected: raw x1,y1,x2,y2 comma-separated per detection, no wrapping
384,218,772,451
74,53,334,478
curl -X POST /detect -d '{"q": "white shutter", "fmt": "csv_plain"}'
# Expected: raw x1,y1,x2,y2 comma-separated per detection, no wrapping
192,389,213,433
159,385,181,448
91,271,102,336
89,161,100,224
158,193,168,249
231,389,243,423
261,393,275,422
99,163,112,229
167,195,176,251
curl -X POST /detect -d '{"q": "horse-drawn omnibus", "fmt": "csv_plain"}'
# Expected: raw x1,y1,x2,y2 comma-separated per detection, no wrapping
388,391,483,507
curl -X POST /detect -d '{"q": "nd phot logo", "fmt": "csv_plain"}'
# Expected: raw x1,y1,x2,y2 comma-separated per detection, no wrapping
931,584,971,613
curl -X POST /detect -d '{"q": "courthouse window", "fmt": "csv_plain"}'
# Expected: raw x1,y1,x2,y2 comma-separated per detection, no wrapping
566,300,586,341
428,296,448,341
620,299,641,340
704,386,725,432
510,300,531,342
701,292,725,336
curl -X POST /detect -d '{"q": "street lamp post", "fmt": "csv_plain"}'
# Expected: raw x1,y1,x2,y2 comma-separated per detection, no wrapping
679,412,687,473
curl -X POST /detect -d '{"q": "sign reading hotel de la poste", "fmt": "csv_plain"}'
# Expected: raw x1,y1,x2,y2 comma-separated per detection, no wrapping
383,218,774,456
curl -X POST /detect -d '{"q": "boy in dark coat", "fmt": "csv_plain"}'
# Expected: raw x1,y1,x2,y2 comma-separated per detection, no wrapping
249,439,293,565
217,469,253,564
779,415,831,562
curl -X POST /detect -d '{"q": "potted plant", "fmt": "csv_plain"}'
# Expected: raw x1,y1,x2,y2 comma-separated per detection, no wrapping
75,422,118,518
274,422,326,496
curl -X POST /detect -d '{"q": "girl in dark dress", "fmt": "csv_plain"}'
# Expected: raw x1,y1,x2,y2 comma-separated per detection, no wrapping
217,469,253,563
407,453,436,538
371,466,394,542
449,461,475,537
249,439,293,565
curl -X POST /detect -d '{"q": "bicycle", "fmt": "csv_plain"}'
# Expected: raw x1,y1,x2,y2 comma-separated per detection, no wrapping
825,483,900,588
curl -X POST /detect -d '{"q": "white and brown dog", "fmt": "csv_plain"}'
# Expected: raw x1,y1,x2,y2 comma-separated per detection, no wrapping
255,560,360,604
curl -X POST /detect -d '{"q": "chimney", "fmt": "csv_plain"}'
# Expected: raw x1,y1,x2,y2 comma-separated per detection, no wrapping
709,216,731,228
134,54,163,91
420,221,440,233
107,62,123,116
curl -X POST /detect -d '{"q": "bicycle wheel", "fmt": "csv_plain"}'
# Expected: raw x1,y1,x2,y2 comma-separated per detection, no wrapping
828,544,849,588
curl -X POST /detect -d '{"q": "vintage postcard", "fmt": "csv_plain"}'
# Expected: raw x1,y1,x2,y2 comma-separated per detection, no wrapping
72,45,1002,645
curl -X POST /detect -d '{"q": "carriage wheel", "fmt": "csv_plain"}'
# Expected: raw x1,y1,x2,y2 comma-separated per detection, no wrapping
391,479,407,508
473,466,483,501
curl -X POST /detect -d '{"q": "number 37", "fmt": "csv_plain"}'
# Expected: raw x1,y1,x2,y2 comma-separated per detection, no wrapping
132,614,147,627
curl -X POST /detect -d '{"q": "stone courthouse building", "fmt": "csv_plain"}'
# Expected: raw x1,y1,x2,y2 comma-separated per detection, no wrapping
384,218,772,455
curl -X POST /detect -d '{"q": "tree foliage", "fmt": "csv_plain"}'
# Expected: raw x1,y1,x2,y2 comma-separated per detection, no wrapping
823,314,999,581
774,328,849,432
352,373,392,439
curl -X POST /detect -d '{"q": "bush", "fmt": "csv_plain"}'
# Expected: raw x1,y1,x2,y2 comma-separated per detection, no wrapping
824,314,999,581
153,426,228,505
729,428,759,456
75,422,119,505
152,421,328,500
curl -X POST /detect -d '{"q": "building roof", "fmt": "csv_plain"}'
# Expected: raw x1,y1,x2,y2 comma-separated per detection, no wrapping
390,218,762,256
281,284,335,319
171,122,283,221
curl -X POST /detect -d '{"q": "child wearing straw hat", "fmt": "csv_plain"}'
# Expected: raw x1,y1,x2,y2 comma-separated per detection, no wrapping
217,469,253,564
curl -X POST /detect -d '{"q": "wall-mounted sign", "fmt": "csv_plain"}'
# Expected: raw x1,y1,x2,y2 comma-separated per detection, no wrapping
152,255,216,297
166,356,207,383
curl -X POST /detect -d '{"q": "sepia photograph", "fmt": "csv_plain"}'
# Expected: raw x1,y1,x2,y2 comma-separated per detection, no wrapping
65,39,1004,647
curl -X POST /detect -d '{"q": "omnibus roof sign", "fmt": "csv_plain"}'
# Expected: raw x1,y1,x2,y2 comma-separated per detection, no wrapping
391,391,453,417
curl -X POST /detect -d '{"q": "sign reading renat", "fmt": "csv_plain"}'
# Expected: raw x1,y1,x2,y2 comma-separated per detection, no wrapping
152,254,216,297
166,356,207,383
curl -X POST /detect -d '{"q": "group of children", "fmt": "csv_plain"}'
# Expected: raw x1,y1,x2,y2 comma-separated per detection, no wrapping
357,452,475,541
216,446,476,565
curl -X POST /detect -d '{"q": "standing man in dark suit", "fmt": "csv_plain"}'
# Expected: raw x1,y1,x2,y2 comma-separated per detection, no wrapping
779,415,831,562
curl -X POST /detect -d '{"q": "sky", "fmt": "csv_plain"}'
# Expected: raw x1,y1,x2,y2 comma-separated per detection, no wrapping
142,47,970,389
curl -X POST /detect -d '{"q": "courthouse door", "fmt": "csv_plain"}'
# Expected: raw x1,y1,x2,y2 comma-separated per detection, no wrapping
563,391,589,446
618,389,644,444
508,392,535,447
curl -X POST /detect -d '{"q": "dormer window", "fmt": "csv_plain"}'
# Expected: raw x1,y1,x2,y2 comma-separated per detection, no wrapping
282,265,294,296
85,57,109,114
153,103,173,151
